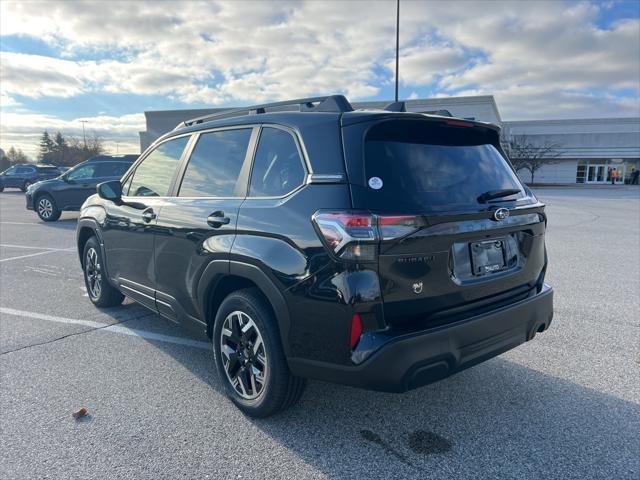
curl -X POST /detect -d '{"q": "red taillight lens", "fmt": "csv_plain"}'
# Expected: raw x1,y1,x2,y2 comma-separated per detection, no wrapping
378,215,420,240
313,211,377,261
444,119,473,128
350,313,363,350
312,211,422,261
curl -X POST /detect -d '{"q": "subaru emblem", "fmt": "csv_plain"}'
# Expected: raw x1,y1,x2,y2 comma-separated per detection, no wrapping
493,208,510,221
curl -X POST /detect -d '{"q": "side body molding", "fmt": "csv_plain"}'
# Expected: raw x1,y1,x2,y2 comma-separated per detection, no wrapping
196,259,230,321
230,261,292,357
76,217,111,282
197,259,292,357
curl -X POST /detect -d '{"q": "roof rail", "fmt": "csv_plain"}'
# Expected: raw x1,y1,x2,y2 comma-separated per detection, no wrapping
175,95,354,130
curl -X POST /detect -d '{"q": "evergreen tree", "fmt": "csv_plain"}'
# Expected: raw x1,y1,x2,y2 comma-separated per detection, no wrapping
37,131,55,163
53,131,68,165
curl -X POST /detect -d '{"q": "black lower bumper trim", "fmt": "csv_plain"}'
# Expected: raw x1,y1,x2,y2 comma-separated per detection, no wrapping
288,284,554,392
25,194,34,210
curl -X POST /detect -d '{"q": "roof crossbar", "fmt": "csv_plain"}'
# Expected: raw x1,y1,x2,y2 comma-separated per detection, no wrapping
175,95,354,130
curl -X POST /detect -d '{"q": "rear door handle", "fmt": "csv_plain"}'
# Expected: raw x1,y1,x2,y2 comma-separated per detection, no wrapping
207,211,231,228
142,209,156,223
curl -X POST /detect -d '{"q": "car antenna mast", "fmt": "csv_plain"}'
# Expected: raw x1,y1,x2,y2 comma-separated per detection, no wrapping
394,0,400,103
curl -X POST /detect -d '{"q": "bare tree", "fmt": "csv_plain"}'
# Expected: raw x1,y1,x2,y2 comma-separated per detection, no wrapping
34,131,106,167
505,135,563,184
6,146,29,164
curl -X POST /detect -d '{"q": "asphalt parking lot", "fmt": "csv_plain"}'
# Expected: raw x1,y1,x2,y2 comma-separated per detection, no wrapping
1,187,639,480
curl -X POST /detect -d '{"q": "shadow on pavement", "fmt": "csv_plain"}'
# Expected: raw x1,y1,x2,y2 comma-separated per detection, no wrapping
103,307,639,479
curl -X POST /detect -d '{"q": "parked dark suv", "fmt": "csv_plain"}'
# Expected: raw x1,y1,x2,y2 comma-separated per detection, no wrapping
0,164,63,192
26,155,137,221
76,96,553,417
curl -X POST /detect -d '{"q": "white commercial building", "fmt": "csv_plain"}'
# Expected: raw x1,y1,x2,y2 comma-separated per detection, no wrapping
139,95,640,185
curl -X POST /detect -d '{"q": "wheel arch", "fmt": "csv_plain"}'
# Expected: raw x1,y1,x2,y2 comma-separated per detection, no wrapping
199,260,292,357
76,219,104,265
33,190,56,208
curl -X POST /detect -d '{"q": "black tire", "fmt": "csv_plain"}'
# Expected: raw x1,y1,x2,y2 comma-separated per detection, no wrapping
35,194,61,222
21,180,32,192
212,288,306,417
83,236,124,308
0,184,4,192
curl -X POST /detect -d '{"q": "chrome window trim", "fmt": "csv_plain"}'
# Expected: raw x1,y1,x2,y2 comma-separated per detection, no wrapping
307,173,346,183
170,123,312,201
120,122,315,202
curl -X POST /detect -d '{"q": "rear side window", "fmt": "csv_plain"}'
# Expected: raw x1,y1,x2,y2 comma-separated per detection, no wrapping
67,164,97,181
249,128,305,197
127,136,189,197
364,120,524,212
96,162,130,178
16,167,34,174
179,128,251,197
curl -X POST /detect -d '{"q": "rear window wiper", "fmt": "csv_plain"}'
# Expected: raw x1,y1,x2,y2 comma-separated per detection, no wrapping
477,188,521,203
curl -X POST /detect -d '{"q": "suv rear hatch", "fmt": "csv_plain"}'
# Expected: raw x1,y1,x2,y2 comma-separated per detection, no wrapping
341,115,547,331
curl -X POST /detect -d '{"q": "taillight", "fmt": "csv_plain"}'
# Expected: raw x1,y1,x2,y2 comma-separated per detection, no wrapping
313,211,377,262
378,215,421,240
350,313,363,350
444,119,473,128
312,211,422,262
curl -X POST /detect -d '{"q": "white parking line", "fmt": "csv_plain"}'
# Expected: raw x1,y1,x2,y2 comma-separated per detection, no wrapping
0,244,75,251
0,222,42,226
0,245,76,263
0,250,62,263
0,307,211,350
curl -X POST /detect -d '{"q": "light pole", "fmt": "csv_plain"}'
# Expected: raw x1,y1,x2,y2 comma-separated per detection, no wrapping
80,120,88,148
395,0,400,103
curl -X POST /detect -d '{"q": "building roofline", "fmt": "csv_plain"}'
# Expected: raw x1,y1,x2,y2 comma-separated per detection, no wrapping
504,117,640,126
144,108,227,118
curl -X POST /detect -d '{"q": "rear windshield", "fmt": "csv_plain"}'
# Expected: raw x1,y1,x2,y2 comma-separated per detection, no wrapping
364,120,525,212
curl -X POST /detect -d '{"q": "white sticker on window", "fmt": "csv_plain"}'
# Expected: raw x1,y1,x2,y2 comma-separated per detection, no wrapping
368,177,383,190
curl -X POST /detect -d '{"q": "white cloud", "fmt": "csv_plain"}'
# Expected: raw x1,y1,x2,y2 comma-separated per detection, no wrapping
2,0,637,111
0,0,638,157
0,52,85,98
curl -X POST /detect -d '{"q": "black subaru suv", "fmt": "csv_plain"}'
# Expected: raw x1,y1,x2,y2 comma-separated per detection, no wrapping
26,155,137,221
77,96,553,417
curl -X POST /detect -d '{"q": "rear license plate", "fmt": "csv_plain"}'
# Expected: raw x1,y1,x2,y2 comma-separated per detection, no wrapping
470,239,506,275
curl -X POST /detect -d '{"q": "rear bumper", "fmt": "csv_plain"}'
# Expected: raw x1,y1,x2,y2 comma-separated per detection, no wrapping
289,284,554,392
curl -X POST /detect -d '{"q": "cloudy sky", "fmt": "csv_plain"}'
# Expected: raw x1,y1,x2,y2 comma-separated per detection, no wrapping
1,0,639,159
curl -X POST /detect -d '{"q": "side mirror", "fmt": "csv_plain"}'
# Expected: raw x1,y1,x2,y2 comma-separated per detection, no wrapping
97,180,122,203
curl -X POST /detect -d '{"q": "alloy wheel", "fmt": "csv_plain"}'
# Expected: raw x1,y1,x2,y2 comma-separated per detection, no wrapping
85,247,102,299
219,311,267,400
37,198,53,219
